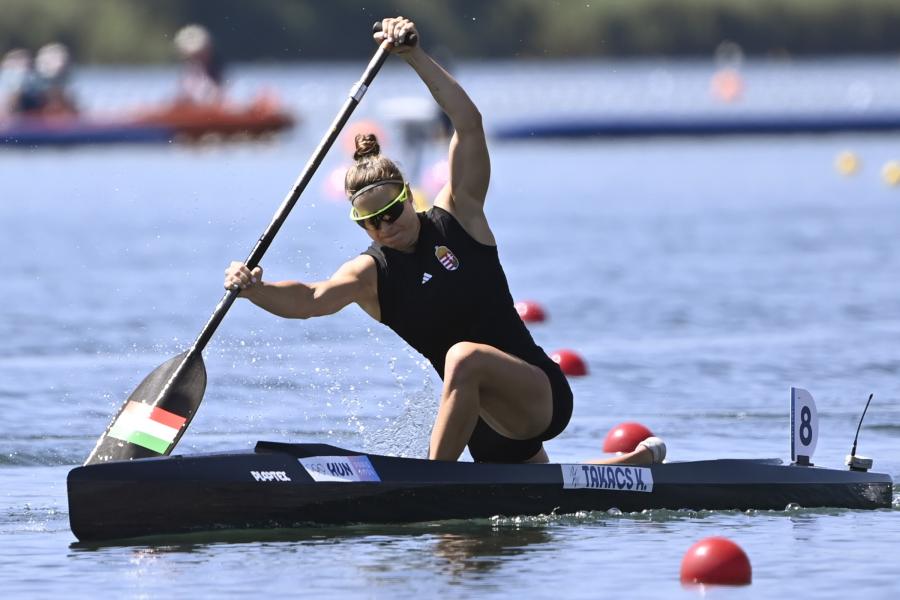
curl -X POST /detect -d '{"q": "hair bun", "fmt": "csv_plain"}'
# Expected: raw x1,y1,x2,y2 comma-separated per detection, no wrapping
353,133,381,161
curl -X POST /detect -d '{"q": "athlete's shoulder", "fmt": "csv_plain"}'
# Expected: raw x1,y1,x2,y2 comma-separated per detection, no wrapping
337,253,377,279
425,204,461,235
427,204,495,248
360,241,387,267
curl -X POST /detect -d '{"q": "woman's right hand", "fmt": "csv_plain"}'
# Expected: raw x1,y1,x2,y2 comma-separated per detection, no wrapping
224,261,263,295
374,16,419,53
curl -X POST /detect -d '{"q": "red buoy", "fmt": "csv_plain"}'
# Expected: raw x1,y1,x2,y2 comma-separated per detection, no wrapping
680,537,752,586
550,349,587,376
515,300,547,323
602,422,654,453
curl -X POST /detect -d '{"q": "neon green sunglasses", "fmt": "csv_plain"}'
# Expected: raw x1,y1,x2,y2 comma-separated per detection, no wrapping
349,180,409,229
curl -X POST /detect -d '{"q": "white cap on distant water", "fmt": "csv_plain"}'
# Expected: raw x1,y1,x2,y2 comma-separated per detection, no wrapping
35,43,71,78
2,48,31,71
175,24,212,56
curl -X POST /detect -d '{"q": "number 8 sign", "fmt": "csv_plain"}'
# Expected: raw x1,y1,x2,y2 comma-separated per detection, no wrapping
791,387,819,464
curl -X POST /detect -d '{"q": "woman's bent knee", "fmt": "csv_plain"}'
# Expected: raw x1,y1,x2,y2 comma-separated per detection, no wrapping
444,342,484,382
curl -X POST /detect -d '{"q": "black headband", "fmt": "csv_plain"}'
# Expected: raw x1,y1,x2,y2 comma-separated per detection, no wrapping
349,179,404,204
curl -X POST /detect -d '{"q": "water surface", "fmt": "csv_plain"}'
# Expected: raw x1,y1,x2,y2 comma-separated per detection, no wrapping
2,58,899,598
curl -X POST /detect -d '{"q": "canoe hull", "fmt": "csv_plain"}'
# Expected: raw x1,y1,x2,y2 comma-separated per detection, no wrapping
67,441,893,542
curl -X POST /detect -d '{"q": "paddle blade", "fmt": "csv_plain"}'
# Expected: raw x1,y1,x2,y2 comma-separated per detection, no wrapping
84,351,207,465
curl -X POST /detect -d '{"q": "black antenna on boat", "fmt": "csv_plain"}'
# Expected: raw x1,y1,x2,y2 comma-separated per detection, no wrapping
846,393,874,472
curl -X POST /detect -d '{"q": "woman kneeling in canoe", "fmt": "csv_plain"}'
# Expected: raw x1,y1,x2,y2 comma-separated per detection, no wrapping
225,17,663,465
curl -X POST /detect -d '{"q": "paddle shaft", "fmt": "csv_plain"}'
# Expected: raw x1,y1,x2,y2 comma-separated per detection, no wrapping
190,44,391,356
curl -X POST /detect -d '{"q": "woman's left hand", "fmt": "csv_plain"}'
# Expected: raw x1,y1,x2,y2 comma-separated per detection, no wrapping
374,16,419,53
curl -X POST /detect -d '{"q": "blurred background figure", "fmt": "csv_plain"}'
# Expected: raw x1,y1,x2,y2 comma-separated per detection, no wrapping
34,42,78,116
710,40,745,103
1,44,77,117
1,48,43,116
174,24,225,104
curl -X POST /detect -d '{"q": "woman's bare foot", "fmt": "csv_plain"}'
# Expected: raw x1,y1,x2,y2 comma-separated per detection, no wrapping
586,436,666,465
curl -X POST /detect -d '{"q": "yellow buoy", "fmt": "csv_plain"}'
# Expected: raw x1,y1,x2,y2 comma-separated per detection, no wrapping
834,151,860,176
881,160,900,186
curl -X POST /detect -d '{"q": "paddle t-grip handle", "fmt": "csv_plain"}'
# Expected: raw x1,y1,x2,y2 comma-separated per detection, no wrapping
372,21,419,46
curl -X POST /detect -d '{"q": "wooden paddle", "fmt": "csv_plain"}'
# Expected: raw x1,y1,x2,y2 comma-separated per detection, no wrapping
85,25,413,465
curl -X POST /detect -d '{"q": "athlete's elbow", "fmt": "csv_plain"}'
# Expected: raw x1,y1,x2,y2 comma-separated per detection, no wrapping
265,307,309,320
279,303,316,320
293,303,340,320
290,289,331,319
453,108,483,133
292,304,331,319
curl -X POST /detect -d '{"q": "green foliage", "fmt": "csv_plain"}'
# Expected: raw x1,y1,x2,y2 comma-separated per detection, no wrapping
2,0,899,62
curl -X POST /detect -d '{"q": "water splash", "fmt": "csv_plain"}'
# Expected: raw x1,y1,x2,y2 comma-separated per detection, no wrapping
359,344,437,458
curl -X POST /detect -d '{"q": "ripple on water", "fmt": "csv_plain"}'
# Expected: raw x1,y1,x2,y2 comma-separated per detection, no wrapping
1,504,69,534
487,502,880,529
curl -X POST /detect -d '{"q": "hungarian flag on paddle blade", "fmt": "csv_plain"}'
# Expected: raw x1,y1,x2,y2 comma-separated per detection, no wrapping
107,401,186,454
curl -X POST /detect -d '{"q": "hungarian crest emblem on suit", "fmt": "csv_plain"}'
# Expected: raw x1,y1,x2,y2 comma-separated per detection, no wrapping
434,245,460,271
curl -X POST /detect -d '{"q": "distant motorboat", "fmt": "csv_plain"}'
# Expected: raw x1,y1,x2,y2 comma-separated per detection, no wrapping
0,93,296,147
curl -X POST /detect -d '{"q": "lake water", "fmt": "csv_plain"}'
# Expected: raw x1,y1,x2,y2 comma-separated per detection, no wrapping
2,57,899,598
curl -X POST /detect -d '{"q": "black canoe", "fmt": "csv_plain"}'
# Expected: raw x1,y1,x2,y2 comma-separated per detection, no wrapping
67,441,893,542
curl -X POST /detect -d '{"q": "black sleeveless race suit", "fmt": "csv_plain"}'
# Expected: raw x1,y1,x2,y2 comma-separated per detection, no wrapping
362,206,573,462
